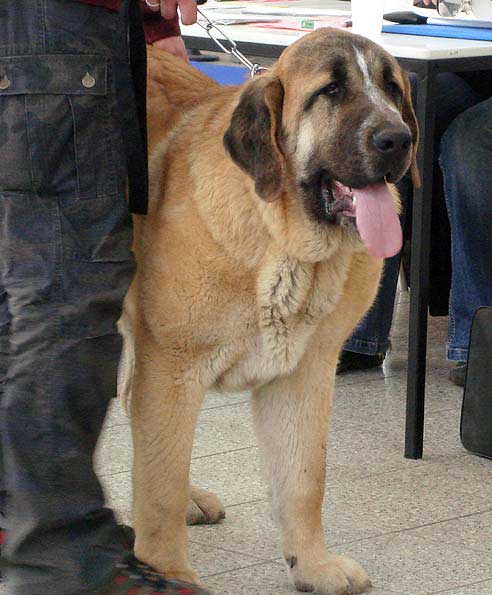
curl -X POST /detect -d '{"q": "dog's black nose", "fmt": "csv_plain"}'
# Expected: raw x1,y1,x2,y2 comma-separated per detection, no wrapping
372,128,412,156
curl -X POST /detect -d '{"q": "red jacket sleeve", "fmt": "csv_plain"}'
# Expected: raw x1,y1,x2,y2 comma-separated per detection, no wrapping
74,1,181,42
139,1,181,42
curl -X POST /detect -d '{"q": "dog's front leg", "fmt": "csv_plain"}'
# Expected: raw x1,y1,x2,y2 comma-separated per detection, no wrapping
130,336,204,586
251,340,371,595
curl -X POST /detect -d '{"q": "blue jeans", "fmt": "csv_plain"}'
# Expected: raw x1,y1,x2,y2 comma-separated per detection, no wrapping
440,96,492,362
0,2,141,594
344,72,485,357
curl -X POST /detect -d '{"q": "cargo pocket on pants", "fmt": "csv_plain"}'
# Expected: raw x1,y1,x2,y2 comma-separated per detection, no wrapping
0,54,114,195
0,54,132,263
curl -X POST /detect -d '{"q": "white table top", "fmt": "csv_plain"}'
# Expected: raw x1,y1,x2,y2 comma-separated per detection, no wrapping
182,17,492,61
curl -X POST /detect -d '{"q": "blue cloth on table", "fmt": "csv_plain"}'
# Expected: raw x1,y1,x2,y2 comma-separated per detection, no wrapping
191,61,249,85
382,23,492,41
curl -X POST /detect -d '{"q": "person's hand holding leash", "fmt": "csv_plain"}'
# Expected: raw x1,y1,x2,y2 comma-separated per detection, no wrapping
145,0,197,62
146,0,197,25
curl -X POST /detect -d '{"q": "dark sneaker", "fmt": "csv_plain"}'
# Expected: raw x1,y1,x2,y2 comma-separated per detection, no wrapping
75,554,212,595
449,361,467,387
1,525,208,594
0,525,133,584
337,350,386,374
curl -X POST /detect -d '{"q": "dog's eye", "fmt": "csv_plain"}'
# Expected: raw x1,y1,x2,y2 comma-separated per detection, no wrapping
385,80,402,100
305,81,344,111
321,82,341,97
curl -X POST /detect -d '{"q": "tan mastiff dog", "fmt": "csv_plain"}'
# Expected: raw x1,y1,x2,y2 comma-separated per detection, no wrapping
119,28,419,595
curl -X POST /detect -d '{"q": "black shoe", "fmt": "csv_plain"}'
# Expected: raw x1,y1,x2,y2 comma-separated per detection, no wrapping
0,525,134,584
74,554,212,595
0,524,203,593
449,361,467,387
337,350,386,374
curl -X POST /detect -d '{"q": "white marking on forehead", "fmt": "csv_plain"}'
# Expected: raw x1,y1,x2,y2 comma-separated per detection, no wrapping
354,47,399,115
355,48,371,81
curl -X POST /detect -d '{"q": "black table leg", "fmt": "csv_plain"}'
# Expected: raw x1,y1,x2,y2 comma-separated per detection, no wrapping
405,66,437,459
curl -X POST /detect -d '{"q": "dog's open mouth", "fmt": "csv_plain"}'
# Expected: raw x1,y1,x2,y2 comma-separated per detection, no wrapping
320,175,357,219
318,173,403,259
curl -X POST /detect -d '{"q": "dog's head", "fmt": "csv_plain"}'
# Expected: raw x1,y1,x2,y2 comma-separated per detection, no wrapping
223,28,418,260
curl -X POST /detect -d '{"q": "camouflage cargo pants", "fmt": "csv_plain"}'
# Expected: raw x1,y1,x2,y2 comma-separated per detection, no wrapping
0,1,142,593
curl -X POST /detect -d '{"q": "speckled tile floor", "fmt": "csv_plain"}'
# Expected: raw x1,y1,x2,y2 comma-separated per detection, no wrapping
93,289,492,595
1,290,491,595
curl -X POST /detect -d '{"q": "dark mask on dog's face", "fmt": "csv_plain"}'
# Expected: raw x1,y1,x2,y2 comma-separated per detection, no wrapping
224,28,419,259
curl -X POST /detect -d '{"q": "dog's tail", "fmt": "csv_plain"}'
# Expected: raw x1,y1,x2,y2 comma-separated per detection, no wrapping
146,45,223,155
117,297,137,417
147,44,221,108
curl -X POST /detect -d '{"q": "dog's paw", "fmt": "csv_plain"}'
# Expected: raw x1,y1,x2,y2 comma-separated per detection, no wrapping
288,554,371,595
186,485,226,525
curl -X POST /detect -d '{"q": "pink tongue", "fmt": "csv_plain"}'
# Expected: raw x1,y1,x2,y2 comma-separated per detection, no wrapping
355,183,402,259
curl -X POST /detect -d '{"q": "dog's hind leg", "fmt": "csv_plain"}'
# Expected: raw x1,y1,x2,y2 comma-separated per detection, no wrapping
130,335,205,586
251,337,371,595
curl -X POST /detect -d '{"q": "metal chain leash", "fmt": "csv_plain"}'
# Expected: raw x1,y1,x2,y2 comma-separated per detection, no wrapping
195,8,269,77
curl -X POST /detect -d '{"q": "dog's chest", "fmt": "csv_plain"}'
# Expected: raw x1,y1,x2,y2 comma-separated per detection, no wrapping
215,253,350,391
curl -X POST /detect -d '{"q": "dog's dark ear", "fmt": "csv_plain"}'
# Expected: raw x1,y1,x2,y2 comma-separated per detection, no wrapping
401,71,420,188
223,75,285,201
